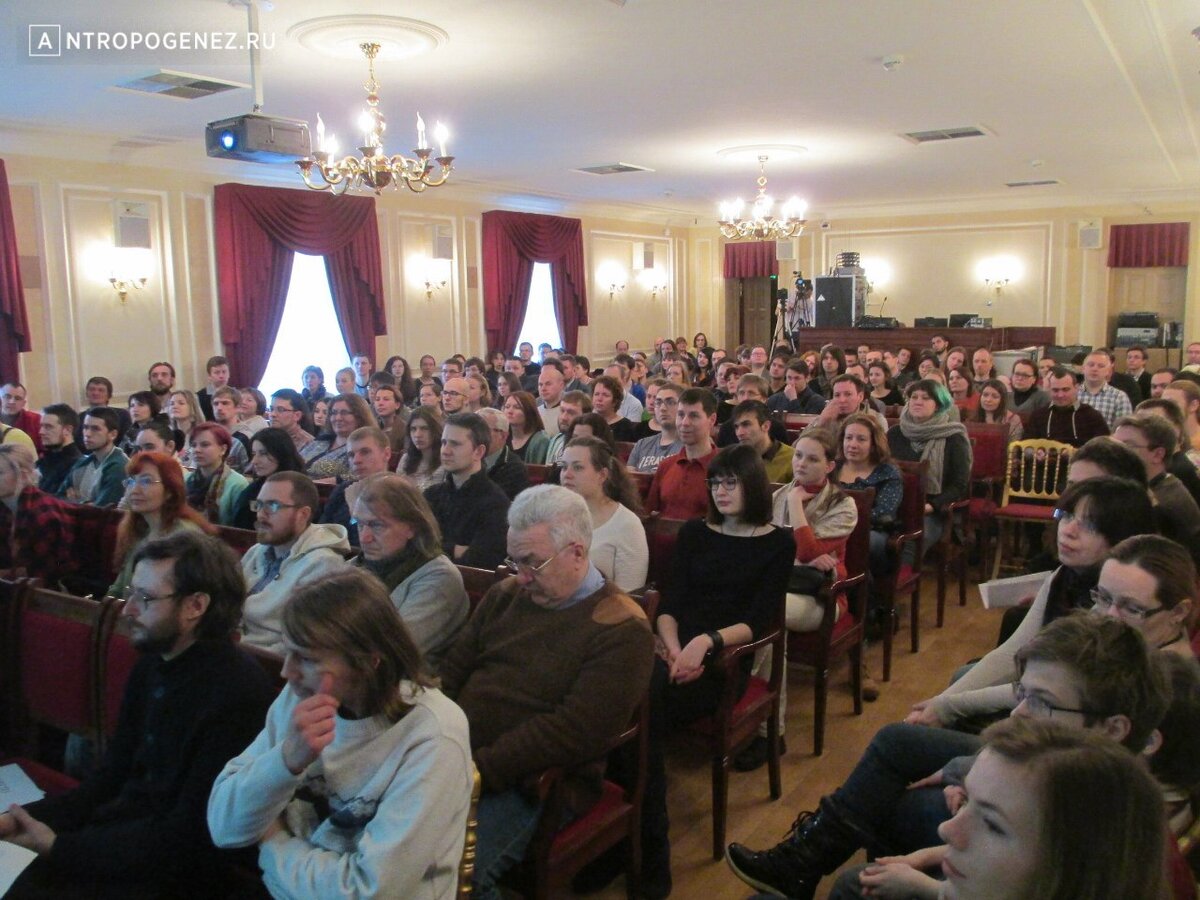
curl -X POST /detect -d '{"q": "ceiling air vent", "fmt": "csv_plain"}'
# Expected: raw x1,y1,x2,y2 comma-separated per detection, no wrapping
1006,179,1061,188
573,162,654,176
901,125,988,144
112,70,248,100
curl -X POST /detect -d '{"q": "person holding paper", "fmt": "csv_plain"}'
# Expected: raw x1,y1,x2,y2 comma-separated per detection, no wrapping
0,531,273,898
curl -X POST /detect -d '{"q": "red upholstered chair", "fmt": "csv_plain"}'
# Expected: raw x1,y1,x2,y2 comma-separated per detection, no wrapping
526,464,552,486
877,465,926,681
630,471,654,506
95,602,139,754
963,422,1011,582
641,513,684,596
1,583,112,794
214,524,259,557
615,441,634,464
511,589,659,898
787,487,874,756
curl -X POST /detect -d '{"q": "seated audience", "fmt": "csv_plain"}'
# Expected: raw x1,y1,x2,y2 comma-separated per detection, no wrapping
130,419,176,456
947,366,978,413
590,375,639,442
305,392,374,480
1025,366,1110,446
121,390,161,455
834,413,903,577
59,406,128,506
559,435,648,591
1,381,41,450
300,363,326,408
887,379,972,554
563,411,616,450
334,366,355,395
424,412,510,569
803,374,889,438
195,354,231,421
108,450,215,596
383,354,418,404
395,407,446,492
1161,379,1200,459
866,361,903,408
503,389,550,463
230,426,308,530
1007,358,1049,418
1093,534,1195,659
492,371,520,409
536,358,566,434
629,381,684,473
726,613,1171,899
438,485,655,898
372,382,408,440
351,474,469,671
240,471,350,654
441,375,469,417
544,389,591,465
1078,349,1134,430
476,406,530,500
36,403,82,496
209,386,250,472
1134,397,1200,503
0,532,273,897
146,361,175,401
971,377,1024,441
235,386,269,438
907,476,1156,728
208,569,472,898
310,397,329,432
185,422,248,526
316,425,393,544
646,387,719,520
733,399,795,483
0,444,78,585
816,347,847,398
167,388,204,465
267,389,317,460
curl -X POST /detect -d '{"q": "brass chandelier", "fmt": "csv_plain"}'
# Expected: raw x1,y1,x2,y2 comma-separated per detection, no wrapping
297,41,454,195
717,155,806,241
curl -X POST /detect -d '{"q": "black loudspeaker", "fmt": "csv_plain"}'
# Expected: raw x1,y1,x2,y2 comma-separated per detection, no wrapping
813,276,855,328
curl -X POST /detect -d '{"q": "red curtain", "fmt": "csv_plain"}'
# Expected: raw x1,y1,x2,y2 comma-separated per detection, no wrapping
214,183,386,387
482,210,588,354
723,241,778,279
1107,223,1190,268
0,161,31,383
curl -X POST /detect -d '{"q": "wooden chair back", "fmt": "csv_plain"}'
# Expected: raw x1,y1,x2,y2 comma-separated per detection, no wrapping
214,524,258,557
630,471,653,504
964,421,1011,484
457,766,482,897
641,514,684,596
999,439,1074,506
615,441,634,464
526,464,552,486
458,564,509,616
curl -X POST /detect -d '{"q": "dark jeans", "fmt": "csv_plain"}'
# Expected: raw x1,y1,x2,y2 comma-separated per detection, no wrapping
829,723,981,855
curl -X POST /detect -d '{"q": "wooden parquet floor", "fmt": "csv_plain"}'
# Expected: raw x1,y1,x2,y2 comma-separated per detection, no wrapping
588,578,1003,900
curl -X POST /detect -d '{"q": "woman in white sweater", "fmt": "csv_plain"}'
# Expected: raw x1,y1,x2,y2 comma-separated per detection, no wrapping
558,436,649,591
208,569,473,899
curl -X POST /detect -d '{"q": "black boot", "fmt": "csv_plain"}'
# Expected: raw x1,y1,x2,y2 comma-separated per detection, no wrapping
724,798,869,899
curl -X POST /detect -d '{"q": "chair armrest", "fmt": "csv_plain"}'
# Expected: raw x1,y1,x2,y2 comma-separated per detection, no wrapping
713,629,780,672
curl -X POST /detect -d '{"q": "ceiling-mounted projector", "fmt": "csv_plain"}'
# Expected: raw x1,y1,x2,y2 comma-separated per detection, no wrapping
206,113,311,164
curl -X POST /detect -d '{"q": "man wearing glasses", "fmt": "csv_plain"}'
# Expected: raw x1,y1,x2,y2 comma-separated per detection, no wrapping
628,381,684,474
440,375,469,417
239,471,350,654
267,388,314,456
726,614,1172,898
0,531,274,897
1007,358,1049,417
439,485,656,900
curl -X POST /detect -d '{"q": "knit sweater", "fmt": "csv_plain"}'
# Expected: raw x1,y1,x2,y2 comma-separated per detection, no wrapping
208,682,472,900
438,578,654,810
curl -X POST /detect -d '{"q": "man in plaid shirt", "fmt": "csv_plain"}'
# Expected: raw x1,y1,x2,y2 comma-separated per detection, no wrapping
0,444,78,584
1078,350,1132,430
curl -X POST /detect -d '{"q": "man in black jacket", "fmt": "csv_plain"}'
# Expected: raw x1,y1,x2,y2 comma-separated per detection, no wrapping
424,412,511,568
0,531,274,898
36,403,82,496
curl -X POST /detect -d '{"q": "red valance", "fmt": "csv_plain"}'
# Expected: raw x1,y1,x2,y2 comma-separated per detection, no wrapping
723,241,778,279
214,183,386,388
482,210,588,354
0,160,31,382
1107,222,1190,268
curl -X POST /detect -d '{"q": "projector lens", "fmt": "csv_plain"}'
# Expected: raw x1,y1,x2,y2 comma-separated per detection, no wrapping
219,131,236,150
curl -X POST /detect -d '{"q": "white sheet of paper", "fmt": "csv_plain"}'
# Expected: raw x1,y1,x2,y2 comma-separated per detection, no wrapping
0,765,44,809
979,570,1051,610
0,840,38,895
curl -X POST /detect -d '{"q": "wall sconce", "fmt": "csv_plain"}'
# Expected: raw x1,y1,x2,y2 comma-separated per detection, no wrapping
975,255,1023,304
638,267,668,300
597,262,626,300
413,256,451,300
103,246,152,304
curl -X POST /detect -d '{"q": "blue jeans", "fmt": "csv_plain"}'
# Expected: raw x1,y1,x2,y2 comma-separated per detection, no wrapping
472,789,544,900
829,723,981,855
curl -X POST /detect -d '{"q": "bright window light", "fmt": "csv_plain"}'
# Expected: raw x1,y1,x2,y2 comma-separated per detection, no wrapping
258,253,352,397
514,262,563,353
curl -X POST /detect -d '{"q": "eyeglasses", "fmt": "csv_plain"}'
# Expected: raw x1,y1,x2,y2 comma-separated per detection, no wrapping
442,390,464,399
653,398,679,407
1090,587,1167,622
1011,370,1035,379
1052,508,1100,534
350,517,393,534
707,476,740,492
1011,682,1096,718
504,543,574,577
268,406,296,415
122,587,180,609
250,499,301,514
122,475,162,488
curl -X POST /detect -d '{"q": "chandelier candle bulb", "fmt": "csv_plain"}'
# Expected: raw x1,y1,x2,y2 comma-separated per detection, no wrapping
435,121,448,159
316,114,326,152
417,113,427,150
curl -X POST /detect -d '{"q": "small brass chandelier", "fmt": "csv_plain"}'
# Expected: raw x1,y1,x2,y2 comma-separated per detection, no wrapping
717,155,806,241
297,42,454,195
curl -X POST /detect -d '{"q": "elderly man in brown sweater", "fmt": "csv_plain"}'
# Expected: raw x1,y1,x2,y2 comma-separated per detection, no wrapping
439,484,656,900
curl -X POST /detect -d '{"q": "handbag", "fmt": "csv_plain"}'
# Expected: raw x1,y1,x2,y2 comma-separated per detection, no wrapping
787,564,828,595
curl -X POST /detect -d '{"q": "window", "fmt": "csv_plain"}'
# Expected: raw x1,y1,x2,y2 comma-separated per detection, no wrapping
257,253,352,397
513,262,563,353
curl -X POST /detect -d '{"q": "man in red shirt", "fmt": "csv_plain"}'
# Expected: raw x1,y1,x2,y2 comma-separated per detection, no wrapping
646,388,718,519
1,382,42,452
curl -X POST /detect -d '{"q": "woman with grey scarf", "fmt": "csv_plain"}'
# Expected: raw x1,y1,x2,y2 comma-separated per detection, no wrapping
886,379,972,556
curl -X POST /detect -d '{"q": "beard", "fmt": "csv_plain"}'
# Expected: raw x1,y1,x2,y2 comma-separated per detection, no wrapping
130,618,182,655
